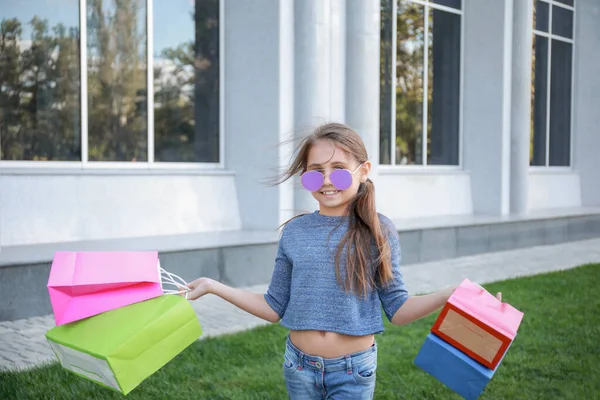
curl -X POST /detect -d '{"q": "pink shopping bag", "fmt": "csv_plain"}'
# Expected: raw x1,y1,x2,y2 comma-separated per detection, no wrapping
431,278,524,370
47,251,189,326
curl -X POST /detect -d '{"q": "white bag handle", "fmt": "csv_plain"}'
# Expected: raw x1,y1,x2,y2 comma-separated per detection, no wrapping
159,266,192,299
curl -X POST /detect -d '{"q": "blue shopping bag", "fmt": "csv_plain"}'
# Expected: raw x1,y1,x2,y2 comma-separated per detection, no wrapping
414,333,509,400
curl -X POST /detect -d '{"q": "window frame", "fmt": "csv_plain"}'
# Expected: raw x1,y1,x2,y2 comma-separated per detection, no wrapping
530,0,576,170
380,0,464,171
0,0,225,171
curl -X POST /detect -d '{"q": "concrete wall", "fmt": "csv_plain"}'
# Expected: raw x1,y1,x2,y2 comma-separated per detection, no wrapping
462,0,513,216
528,171,582,210
0,240,278,322
527,0,600,212
0,172,241,246
573,0,600,207
224,0,292,230
1,0,599,250
377,171,473,219
3,212,599,322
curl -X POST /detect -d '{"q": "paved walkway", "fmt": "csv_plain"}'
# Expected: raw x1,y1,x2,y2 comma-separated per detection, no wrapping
1,238,599,372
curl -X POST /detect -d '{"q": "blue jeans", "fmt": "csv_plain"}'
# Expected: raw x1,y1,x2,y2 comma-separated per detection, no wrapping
282,336,378,400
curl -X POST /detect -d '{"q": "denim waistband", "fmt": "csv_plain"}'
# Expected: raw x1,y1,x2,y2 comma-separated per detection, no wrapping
284,335,377,372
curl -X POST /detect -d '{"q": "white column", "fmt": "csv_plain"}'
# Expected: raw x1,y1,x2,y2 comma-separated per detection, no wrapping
293,0,332,213
345,0,381,181
463,0,513,216
278,0,296,225
510,0,533,214
331,0,346,122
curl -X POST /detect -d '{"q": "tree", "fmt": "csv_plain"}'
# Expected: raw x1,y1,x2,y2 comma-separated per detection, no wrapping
153,0,219,163
87,0,147,162
0,16,80,161
380,1,426,165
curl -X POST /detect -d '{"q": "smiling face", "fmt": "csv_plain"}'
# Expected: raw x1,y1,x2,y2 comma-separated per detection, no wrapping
304,139,371,216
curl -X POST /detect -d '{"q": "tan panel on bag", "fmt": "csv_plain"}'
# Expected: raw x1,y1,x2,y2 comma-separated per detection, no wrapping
438,309,503,363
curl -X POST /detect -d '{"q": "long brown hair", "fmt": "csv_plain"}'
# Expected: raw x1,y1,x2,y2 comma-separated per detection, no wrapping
274,123,394,297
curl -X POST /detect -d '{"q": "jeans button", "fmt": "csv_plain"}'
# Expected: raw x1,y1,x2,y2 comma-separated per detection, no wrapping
315,361,322,369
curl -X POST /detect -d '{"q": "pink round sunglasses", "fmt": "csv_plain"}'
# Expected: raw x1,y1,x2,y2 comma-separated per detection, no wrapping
300,163,364,192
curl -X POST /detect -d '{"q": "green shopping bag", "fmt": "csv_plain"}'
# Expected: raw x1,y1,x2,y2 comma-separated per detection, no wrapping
45,294,202,395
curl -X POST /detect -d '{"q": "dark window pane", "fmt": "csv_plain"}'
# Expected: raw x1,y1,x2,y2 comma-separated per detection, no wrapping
534,0,549,32
552,6,573,39
395,1,425,165
427,8,460,166
0,2,81,161
87,0,147,162
154,0,220,163
530,35,548,166
554,0,574,6
433,0,461,10
549,40,572,166
379,0,394,165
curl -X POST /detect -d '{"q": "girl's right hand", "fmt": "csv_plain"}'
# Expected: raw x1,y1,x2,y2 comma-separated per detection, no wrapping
182,277,215,301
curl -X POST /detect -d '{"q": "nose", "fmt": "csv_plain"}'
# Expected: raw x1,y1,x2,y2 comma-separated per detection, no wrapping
322,171,333,187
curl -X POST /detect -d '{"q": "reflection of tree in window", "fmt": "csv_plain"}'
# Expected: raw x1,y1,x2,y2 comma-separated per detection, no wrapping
380,0,394,165
0,8,81,161
395,2,424,165
380,0,460,166
87,0,147,162
153,0,219,163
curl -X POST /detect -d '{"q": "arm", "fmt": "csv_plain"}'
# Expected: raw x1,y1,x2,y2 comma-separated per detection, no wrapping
186,232,293,324
390,286,503,326
376,215,455,326
208,279,280,323
184,277,279,323
390,286,455,326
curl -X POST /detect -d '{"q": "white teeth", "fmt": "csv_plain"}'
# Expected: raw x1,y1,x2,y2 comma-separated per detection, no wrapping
322,191,338,195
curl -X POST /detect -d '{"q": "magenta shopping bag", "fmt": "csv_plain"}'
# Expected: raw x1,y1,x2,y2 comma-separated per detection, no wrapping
47,251,189,326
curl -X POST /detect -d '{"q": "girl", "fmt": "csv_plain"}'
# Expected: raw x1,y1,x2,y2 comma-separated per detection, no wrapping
184,123,499,399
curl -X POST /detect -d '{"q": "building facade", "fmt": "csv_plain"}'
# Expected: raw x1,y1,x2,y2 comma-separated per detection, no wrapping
1,0,599,321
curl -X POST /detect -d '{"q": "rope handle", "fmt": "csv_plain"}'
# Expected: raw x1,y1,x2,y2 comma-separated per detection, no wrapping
160,267,192,299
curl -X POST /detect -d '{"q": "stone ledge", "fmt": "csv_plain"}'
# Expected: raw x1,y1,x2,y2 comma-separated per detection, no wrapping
2,207,599,268
392,207,600,231
0,229,280,268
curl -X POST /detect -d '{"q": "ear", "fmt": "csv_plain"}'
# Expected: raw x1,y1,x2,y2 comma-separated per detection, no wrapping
360,161,371,183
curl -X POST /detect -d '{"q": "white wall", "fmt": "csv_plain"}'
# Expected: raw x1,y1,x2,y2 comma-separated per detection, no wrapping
573,0,600,207
376,171,473,219
528,171,582,210
224,0,290,231
1,172,241,246
462,0,513,216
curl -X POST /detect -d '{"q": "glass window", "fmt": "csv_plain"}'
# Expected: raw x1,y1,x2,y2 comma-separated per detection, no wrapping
530,35,548,166
87,0,147,162
549,40,572,166
534,0,550,32
380,0,461,166
153,0,220,163
2,0,221,166
379,0,394,165
427,7,460,166
0,1,81,161
433,0,461,10
553,0,574,6
551,6,573,39
395,1,425,165
530,1,574,167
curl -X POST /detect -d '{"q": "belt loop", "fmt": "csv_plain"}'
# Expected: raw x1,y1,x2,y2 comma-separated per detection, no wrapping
298,352,304,370
345,355,352,374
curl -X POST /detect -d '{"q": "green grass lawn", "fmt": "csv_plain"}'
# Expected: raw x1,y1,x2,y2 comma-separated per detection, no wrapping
2,264,599,399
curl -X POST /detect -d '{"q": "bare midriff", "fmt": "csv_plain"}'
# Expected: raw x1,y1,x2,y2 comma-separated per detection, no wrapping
289,330,375,358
